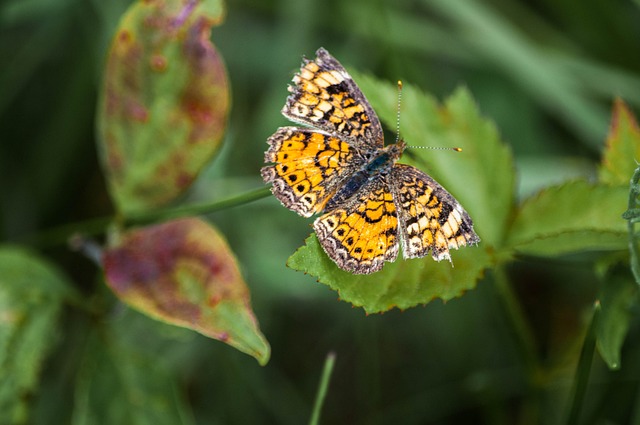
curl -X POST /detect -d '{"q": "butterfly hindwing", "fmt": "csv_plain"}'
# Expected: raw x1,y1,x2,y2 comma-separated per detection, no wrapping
313,173,399,274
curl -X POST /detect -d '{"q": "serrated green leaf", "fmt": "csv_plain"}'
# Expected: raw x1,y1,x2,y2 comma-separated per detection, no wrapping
97,0,229,214
506,181,628,256
288,234,491,314
103,218,270,365
72,326,191,425
599,98,640,185
0,247,75,424
595,274,637,370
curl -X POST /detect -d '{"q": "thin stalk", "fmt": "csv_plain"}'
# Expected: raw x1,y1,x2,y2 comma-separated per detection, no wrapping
309,352,337,425
125,186,271,226
625,166,640,284
26,186,271,248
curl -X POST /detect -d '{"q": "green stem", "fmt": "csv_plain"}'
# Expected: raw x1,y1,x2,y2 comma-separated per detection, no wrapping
309,352,337,425
26,186,271,248
566,303,600,425
124,186,271,226
626,166,640,284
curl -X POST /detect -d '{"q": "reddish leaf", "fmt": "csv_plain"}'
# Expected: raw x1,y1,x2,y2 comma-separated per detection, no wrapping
599,98,640,185
103,218,270,365
97,0,229,214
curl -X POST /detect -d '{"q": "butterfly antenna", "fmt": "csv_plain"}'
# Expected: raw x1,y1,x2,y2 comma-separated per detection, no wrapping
409,145,463,152
396,80,462,152
395,80,403,144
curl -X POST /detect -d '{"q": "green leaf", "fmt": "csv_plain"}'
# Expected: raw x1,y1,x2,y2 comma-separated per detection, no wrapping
97,0,229,214
506,181,628,256
595,272,636,370
599,98,640,185
288,234,491,314
72,325,191,425
287,76,512,312
103,218,270,365
0,247,75,424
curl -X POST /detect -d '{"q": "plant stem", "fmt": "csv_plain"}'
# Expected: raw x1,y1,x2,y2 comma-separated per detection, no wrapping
566,302,599,425
124,186,271,226
309,352,337,425
26,186,271,248
626,166,640,284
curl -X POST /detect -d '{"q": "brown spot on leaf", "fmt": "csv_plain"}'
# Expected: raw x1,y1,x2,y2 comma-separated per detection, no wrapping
176,172,192,189
150,54,168,72
127,100,149,122
118,30,132,43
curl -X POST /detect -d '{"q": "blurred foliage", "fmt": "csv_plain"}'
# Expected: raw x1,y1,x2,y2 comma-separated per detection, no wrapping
2,0,640,424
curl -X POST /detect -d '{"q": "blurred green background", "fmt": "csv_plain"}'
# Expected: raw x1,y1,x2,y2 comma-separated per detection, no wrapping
2,0,640,423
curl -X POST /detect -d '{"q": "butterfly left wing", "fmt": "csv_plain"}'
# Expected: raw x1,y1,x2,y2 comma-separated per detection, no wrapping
390,164,480,261
313,174,399,274
283,48,384,149
261,127,369,217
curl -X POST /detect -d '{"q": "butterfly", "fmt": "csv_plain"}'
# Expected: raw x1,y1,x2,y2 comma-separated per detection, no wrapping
261,48,479,274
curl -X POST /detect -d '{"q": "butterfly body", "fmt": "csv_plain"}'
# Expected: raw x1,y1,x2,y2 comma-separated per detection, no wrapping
324,141,404,212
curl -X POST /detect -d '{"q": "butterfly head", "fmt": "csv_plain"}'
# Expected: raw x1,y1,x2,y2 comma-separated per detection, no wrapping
385,140,407,161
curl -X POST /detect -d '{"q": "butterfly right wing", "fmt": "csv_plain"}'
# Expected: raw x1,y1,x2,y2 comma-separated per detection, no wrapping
261,127,366,217
282,48,384,149
391,164,480,262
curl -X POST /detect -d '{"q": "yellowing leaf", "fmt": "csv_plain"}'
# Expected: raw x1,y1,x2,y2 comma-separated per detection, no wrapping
599,98,640,185
102,218,270,365
97,0,229,214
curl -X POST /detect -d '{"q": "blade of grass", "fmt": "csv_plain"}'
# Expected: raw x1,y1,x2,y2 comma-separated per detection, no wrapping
309,352,336,425
566,302,599,425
